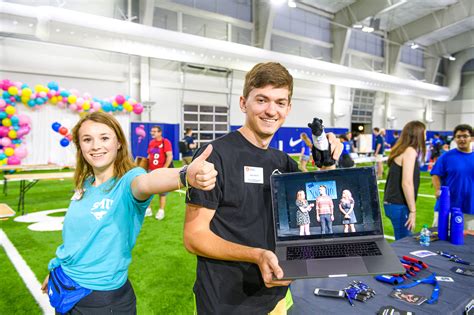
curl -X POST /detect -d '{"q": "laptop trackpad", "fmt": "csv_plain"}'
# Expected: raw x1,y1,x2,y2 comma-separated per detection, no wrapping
307,257,368,276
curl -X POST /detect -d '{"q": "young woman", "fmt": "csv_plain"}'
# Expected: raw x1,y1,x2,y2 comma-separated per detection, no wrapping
338,189,357,233
299,132,312,172
295,190,314,235
383,121,426,240
41,112,217,314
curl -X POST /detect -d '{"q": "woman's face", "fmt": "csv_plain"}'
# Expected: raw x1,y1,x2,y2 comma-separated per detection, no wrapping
78,120,120,174
297,191,305,200
342,190,349,198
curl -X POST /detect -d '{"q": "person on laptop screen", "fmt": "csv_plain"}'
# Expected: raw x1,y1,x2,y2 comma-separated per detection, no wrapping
296,190,314,236
183,62,342,314
315,185,334,234
339,189,357,233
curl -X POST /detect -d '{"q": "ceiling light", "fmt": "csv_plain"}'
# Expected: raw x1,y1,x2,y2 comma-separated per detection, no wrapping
448,55,456,61
287,0,297,8
362,26,374,33
410,42,419,49
353,24,363,29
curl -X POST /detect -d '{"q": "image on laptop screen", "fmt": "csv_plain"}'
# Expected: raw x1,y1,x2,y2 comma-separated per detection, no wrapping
271,167,383,241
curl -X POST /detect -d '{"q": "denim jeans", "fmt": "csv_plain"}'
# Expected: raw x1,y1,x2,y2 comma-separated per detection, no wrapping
320,214,333,234
384,203,412,240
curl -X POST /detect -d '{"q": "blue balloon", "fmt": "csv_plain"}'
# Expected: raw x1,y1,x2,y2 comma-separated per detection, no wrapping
10,116,19,125
60,138,70,147
27,100,36,107
47,81,59,90
60,90,70,97
102,103,112,112
0,112,7,119
2,91,10,98
52,122,61,132
117,105,123,111
0,153,6,160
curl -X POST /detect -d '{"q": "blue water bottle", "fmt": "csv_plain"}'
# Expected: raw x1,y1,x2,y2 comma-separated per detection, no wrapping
437,186,450,241
450,207,464,245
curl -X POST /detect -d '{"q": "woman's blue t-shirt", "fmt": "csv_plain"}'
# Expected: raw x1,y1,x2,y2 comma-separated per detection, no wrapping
48,167,152,290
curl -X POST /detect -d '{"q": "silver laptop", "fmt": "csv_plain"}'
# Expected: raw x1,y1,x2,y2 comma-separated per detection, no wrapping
270,167,404,279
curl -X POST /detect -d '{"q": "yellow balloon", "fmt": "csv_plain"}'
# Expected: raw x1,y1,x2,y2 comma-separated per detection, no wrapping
2,118,12,127
5,105,16,115
22,88,32,97
50,96,58,104
82,101,91,111
8,130,17,139
34,85,44,92
4,147,14,157
21,96,30,104
112,100,118,107
68,95,77,104
124,104,133,112
8,86,19,95
0,159,5,166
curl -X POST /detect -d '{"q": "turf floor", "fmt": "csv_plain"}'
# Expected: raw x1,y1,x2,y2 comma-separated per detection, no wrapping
0,161,435,314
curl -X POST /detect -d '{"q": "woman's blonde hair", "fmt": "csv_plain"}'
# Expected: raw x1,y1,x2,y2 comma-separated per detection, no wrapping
300,132,312,147
72,111,135,192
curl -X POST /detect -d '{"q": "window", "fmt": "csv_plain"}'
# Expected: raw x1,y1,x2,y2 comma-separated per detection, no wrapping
182,104,229,147
351,89,375,124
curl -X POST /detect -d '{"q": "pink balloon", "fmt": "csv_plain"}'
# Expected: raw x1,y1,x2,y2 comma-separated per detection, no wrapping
0,99,6,109
14,146,28,159
14,81,23,89
133,103,144,114
115,95,125,105
83,92,91,99
18,114,31,126
7,156,21,165
69,104,77,111
39,91,47,98
76,97,84,106
17,126,31,138
0,126,9,137
92,102,101,110
70,89,79,96
57,101,66,109
1,137,12,147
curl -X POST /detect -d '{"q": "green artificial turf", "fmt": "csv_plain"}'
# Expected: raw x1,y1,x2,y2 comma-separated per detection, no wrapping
0,161,436,314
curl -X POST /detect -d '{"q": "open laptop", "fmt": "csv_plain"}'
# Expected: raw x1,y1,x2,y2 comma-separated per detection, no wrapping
270,167,404,279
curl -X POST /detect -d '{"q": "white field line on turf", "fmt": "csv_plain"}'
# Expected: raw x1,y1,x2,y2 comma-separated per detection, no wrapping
0,229,54,314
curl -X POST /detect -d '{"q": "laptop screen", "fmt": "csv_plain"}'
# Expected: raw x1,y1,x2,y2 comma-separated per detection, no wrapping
270,167,383,242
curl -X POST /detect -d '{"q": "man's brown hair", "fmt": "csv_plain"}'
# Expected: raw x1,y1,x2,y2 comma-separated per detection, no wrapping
243,62,293,102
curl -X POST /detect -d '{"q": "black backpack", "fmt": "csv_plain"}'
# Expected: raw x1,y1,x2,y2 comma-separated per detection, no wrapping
179,141,189,154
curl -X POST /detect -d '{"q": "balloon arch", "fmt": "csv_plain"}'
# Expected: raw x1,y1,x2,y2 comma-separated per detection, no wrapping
0,79,144,165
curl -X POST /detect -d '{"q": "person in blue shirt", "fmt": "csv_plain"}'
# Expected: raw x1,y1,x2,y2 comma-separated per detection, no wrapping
338,134,354,168
431,124,474,230
430,133,444,162
41,111,217,314
373,127,386,178
182,128,197,165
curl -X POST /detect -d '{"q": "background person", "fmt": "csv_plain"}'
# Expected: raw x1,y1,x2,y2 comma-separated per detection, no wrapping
147,125,173,220
182,128,197,165
183,62,342,314
383,121,426,240
41,111,217,314
431,124,474,230
373,127,386,178
299,132,312,172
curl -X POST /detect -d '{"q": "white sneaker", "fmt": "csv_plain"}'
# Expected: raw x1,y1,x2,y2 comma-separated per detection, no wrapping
155,209,165,220
145,207,152,217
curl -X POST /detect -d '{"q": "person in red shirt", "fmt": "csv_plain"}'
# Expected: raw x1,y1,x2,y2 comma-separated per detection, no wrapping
315,185,334,234
147,125,173,220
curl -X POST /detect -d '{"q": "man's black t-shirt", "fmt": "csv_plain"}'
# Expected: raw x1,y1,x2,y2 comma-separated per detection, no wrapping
187,131,299,314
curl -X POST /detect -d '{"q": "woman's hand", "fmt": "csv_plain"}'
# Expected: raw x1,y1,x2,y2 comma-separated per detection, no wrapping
186,145,218,191
405,212,416,232
41,274,49,294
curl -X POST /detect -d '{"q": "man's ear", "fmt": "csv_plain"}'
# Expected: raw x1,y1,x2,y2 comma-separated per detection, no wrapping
239,96,247,113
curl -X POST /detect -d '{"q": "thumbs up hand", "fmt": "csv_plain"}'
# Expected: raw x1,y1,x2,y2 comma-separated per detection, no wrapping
186,145,218,191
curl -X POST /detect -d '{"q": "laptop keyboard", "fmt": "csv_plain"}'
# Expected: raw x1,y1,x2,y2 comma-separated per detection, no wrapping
286,242,382,260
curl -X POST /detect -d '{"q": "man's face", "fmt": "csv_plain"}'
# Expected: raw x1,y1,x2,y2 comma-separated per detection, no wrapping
240,85,291,139
150,128,162,139
319,186,326,195
454,130,472,152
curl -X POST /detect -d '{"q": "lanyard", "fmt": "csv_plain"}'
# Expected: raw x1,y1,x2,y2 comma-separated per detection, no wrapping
393,273,439,304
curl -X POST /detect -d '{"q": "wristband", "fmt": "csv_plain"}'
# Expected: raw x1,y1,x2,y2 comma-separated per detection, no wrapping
179,165,188,188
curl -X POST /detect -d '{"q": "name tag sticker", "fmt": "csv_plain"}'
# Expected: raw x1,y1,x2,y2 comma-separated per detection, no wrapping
244,166,264,184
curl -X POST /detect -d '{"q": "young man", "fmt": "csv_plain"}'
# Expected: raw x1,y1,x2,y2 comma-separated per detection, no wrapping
182,128,197,165
147,125,173,220
183,62,342,314
431,124,474,230
315,185,334,234
373,127,385,178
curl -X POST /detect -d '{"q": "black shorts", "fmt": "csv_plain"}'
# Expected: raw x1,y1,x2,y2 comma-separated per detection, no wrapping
60,280,136,315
